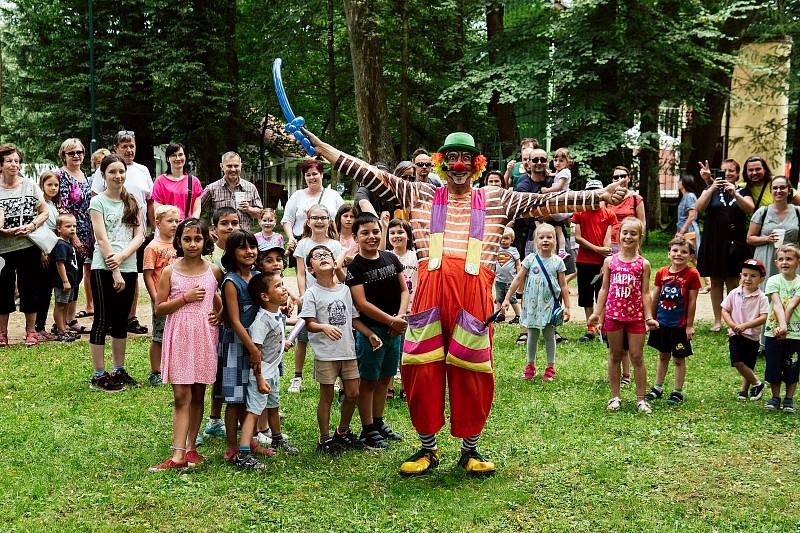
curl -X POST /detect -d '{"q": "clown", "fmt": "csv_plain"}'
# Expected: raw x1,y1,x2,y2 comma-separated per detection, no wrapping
303,130,626,475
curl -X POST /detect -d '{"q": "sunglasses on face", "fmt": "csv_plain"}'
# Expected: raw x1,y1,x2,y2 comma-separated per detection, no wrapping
65,151,84,158
309,215,329,221
415,162,432,168
523,157,547,163
613,173,628,180
311,252,333,260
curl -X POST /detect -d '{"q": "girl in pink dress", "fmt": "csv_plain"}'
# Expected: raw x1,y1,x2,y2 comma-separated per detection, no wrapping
150,218,223,472
589,217,655,414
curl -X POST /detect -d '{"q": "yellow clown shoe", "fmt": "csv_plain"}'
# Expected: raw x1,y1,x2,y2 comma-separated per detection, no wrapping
457,449,496,476
399,448,440,477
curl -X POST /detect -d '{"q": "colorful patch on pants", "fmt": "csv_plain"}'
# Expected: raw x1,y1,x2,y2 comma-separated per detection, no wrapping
402,307,445,365
446,309,492,373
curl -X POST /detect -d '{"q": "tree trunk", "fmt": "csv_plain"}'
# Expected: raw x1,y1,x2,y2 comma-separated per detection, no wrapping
684,78,731,177
222,0,240,152
342,0,395,166
398,0,409,159
327,0,339,185
639,103,661,233
486,1,518,159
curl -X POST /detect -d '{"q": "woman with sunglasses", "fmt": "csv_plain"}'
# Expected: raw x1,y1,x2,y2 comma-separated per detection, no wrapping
608,166,646,253
55,138,94,332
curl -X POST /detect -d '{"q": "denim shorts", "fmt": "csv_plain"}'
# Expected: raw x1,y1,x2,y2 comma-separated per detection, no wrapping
356,324,402,381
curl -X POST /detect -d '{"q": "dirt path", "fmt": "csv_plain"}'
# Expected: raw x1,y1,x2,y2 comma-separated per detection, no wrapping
5,273,721,346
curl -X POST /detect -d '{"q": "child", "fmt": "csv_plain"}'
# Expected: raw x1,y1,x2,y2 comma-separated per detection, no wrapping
33,170,61,341
150,218,222,472
335,204,360,257
502,223,569,381
573,180,617,343
143,205,180,386
255,208,284,252
214,230,271,462
209,206,240,271
196,206,239,442
762,244,800,412
484,171,504,188
388,218,417,313
289,204,344,393
50,213,79,342
300,244,379,453
346,213,409,448
721,259,768,401
233,272,299,469
541,148,573,258
645,237,701,405
589,217,654,413
494,227,522,326
87,154,144,392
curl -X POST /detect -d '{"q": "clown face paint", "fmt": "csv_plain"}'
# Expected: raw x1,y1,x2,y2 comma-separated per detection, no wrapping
444,151,473,185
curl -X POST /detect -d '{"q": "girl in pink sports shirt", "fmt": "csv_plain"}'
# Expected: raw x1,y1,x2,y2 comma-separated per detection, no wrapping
589,217,655,413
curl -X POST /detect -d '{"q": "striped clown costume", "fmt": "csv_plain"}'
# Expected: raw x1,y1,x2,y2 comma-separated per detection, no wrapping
314,131,623,475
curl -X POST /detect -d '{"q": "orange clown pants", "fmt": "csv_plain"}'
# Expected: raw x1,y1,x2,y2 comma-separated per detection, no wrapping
400,257,495,438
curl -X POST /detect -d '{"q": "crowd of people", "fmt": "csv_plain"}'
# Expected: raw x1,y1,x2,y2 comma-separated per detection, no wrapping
1,130,798,474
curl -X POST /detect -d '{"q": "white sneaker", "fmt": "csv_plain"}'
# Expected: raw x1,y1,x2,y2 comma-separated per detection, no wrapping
636,399,652,414
607,397,621,411
254,431,272,446
288,376,302,393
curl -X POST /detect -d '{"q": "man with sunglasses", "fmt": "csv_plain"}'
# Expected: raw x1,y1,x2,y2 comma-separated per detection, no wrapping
91,130,155,334
412,149,443,187
512,147,553,259
301,127,627,477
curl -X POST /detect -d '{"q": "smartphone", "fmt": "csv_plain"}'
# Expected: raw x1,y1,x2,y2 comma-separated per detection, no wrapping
713,169,725,180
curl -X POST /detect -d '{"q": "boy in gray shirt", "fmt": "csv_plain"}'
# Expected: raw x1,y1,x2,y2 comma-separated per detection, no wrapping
299,245,382,454
495,227,522,324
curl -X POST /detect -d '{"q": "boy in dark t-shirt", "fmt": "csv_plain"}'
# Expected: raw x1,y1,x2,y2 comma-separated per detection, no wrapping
346,213,409,449
51,213,79,341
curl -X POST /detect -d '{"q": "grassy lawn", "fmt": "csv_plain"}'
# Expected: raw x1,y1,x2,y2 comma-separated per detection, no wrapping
2,321,798,531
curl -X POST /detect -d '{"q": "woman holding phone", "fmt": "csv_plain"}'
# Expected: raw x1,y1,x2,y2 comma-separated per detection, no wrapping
696,159,755,332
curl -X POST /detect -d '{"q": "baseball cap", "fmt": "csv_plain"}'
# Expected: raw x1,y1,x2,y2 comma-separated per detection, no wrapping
741,258,766,276
260,243,285,257
585,179,604,191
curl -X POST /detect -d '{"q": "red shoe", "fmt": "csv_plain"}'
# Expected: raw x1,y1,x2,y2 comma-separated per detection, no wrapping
148,458,188,472
542,366,556,382
24,331,39,347
0,332,7,347
250,441,276,456
185,450,204,466
523,363,536,380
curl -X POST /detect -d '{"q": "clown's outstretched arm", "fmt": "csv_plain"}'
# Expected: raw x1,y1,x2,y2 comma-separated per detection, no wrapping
303,129,419,211
503,180,628,220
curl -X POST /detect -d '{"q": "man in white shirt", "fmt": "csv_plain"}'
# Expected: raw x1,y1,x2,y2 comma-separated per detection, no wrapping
92,130,154,334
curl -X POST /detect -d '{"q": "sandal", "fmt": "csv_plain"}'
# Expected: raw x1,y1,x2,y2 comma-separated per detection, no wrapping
515,333,528,345
127,317,148,334
75,310,94,319
68,320,89,334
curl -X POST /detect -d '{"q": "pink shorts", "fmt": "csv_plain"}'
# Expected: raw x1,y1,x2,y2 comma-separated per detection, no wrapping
603,316,646,335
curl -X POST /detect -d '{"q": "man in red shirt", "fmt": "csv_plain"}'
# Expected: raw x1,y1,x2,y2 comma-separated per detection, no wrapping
573,179,618,342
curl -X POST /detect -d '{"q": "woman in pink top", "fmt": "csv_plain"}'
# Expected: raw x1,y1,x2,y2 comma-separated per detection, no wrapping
152,143,203,219
590,217,655,414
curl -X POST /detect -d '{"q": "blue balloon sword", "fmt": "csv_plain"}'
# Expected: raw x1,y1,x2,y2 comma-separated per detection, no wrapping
272,58,316,156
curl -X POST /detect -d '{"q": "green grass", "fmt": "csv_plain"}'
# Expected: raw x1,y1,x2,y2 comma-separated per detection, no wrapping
1,322,798,531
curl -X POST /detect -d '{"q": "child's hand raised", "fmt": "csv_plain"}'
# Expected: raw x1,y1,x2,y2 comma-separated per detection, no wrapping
321,324,343,341
368,333,383,351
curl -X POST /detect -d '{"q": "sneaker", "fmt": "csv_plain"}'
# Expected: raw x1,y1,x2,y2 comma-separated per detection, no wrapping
736,390,749,401
90,372,125,393
515,333,528,345
749,382,766,401
35,329,56,341
554,331,566,343
375,421,402,441
333,428,367,450
233,451,265,470
317,435,344,455
637,399,653,414
579,332,595,343
644,387,663,402
496,313,506,323
149,458,188,472
194,433,204,446
523,363,537,380
542,366,556,382
271,437,299,455
148,372,163,386
782,398,796,413
254,430,272,446
24,331,38,347
606,397,621,411
185,450,204,466
620,374,631,386
111,368,141,388
359,427,388,449
203,419,226,438
54,331,76,342
764,396,781,411
666,390,684,406
508,316,520,325
288,376,303,393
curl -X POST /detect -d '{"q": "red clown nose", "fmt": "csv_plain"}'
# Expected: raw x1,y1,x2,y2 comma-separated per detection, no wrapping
451,160,467,171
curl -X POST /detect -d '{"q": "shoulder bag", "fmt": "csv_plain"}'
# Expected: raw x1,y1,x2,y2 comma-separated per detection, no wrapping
534,254,564,327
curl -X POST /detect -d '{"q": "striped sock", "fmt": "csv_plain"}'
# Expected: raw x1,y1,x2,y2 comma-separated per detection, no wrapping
462,434,480,451
239,446,250,454
419,433,437,450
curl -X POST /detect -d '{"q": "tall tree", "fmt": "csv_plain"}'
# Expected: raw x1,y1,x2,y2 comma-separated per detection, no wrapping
486,1,518,158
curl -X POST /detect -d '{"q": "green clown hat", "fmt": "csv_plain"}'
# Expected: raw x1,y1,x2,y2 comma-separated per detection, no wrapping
438,132,480,154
